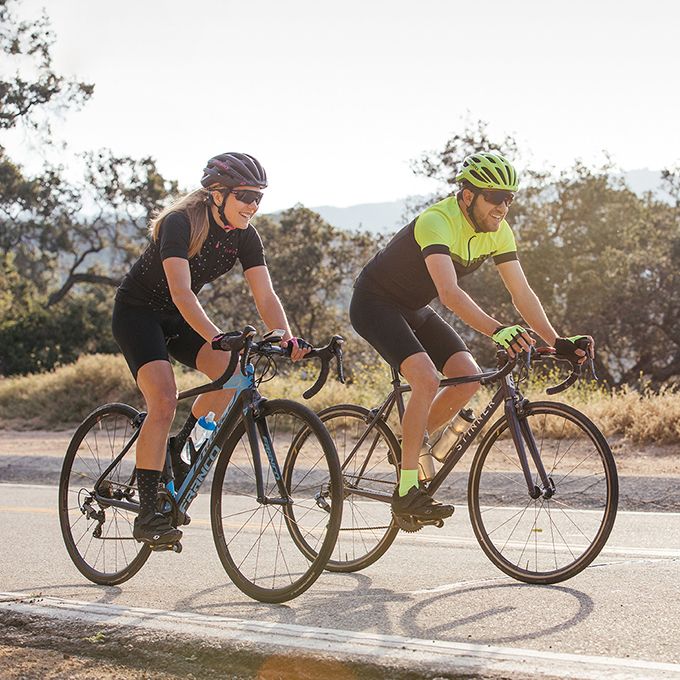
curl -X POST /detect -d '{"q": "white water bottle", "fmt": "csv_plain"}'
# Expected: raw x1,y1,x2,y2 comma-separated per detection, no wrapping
180,412,216,464
431,408,475,462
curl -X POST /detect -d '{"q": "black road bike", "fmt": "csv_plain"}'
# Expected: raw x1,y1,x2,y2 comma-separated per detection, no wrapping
316,347,618,584
59,327,345,603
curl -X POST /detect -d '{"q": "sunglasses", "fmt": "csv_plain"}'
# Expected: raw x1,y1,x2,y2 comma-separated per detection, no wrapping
230,189,264,206
480,189,515,206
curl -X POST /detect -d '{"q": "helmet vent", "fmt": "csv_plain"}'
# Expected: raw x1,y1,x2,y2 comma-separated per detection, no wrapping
481,168,498,184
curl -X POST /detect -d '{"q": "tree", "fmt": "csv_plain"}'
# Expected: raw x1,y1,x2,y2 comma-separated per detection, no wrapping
204,205,379,346
0,0,93,133
45,150,176,306
0,1,176,374
410,123,680,385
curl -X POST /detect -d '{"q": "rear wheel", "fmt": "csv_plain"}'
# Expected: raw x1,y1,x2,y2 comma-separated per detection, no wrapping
468,401,618,584
318,404,400,572
211,399,342,603
58,403,151,585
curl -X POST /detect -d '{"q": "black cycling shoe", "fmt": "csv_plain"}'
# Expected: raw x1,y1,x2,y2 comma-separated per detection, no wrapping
133,513,183,546
391,486,455,520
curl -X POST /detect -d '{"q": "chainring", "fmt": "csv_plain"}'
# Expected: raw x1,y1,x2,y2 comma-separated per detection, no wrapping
392,514,424,532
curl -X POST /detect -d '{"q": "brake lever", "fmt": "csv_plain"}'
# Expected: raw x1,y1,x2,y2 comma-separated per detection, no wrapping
522,346,534,371
331,335,345,384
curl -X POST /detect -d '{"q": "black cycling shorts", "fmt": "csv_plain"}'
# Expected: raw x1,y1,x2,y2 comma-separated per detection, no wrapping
112,299,207,379
349,287,469,372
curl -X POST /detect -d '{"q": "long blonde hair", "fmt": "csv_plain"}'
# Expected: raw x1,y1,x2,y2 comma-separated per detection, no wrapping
149,188,212,258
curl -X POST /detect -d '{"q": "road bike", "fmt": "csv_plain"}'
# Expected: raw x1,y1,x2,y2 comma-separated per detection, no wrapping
58,327,345,603
315,346,618,584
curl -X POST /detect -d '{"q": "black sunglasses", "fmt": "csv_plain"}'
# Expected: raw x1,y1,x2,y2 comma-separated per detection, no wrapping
230,189,264,206
480,189,515,206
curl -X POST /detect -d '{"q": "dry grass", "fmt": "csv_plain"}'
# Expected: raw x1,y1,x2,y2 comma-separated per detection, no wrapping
0,354,678,444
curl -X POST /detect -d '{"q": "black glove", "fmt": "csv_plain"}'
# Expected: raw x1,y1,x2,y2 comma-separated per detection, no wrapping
284,337,313,355
554,335,592,362
211,331,241,351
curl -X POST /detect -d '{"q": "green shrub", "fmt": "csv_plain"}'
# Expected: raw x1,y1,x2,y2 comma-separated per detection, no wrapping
0,353,678,444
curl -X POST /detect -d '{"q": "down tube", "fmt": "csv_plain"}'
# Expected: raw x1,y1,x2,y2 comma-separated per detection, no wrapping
177,387,249,514
426,388,505,496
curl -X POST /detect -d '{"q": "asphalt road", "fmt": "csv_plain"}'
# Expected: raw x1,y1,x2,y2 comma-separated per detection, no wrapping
2,482,680,678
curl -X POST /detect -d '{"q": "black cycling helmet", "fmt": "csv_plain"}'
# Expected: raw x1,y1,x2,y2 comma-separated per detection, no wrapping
200,152,267,189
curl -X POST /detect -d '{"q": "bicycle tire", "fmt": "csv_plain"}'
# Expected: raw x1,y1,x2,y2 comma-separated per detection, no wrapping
210,399,342,603
59,403,151,585
468,401,618,584
317,404,401,572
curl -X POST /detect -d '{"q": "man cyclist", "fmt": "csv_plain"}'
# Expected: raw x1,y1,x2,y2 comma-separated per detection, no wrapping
350,152,593,520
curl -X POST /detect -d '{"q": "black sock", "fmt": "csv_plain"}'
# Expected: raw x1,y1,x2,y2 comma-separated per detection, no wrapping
136,468,161,519
176,414,198,448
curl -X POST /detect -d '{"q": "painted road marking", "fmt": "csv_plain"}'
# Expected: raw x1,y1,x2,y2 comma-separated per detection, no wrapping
1,592,680,679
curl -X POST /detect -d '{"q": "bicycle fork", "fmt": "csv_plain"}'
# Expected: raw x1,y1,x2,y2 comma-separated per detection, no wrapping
246,410,292,506
505,399,555,500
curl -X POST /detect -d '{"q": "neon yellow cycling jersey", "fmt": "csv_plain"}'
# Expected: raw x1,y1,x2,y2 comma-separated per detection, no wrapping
355,196,518,310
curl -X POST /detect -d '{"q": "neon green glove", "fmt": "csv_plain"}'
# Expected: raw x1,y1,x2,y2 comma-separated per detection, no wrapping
491,324,528,349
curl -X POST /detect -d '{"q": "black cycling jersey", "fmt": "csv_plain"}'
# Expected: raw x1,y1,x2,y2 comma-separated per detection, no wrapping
116,210,266,313
355,196,518,310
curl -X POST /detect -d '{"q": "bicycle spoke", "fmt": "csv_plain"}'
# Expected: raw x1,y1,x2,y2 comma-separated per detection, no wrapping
470,403,617,584
212,399,342,602
60,405,150,585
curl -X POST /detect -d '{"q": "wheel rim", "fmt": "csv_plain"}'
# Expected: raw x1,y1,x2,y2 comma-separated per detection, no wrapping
60,407,148,581
471,404,617,581
322,408,399,569
213,405,339,600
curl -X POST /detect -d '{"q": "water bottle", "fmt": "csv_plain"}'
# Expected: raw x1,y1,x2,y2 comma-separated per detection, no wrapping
180,411,216,464
417,434,436,482
431,408,475,462
418,447,436,482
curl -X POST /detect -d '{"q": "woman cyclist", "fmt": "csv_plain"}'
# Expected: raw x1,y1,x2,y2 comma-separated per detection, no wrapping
112,152,309,546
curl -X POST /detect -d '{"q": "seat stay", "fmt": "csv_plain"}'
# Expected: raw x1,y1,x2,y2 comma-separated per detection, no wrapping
340,395,397,474
93,424,142,500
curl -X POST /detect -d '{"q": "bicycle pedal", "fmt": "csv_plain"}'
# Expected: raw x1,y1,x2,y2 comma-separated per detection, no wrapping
421,518,445,528
149,541,182,553
393,514,446,532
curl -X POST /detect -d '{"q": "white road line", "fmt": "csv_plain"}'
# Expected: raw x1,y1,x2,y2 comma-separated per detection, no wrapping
1,592,680,679
410,576,509,595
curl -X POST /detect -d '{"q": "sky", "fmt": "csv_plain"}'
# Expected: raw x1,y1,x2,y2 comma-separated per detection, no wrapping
5,0,680,212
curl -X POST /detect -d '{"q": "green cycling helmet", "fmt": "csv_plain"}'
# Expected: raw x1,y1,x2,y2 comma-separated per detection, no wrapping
455,152,519,191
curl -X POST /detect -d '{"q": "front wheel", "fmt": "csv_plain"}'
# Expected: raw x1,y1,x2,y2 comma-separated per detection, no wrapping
468,401,618,584
211,399,342,603
59,403,151,585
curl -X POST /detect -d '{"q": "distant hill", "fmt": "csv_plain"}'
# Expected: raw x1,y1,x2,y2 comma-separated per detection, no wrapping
309,198,424,233
622,168,671,198
268,170,671,234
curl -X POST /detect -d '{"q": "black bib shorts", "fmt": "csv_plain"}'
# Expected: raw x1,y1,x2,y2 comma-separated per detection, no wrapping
349,287,469,373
